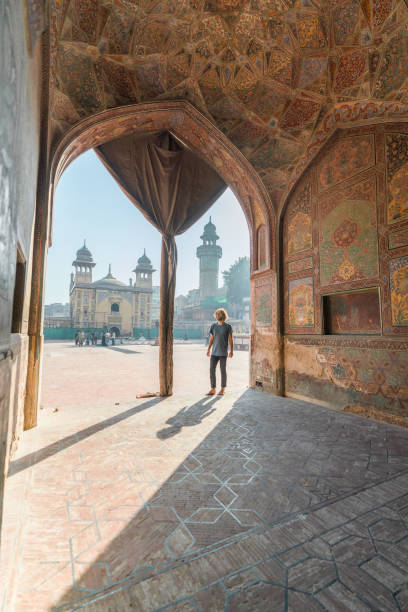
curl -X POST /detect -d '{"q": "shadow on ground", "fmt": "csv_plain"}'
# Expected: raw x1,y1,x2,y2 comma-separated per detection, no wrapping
8,397,162,477
51,390,408,611
157,396,221,440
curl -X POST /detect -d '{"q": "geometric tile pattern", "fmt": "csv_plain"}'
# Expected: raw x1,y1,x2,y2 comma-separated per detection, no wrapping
48,0,408,208
3,388,408,610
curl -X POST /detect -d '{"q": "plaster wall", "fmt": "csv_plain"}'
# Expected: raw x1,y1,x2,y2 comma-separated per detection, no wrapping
250,270,282,395
282,125,408,415
0,0,42,523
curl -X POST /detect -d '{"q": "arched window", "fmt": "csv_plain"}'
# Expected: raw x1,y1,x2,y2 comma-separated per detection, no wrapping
111,303,120,313
257,224,267,269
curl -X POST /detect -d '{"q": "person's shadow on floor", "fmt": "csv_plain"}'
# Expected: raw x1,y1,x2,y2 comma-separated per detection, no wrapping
156,396,221,440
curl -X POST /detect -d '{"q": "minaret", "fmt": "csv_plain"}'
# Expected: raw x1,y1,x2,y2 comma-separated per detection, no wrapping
196,217,222,301
133,249,155,289
72,240,95,284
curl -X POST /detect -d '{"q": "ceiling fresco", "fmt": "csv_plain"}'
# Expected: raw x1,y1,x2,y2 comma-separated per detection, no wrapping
49,0,408,208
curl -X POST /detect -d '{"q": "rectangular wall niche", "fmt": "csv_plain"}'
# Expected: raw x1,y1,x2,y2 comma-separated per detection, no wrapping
11,245,26,334
323,288,381,335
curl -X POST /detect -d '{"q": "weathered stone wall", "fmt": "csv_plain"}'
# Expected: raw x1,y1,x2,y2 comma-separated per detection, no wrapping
282,125,408,415
250,270,282,395
0,0,42,523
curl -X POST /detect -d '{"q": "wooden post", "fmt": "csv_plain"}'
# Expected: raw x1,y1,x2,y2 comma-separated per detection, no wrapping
24,33,50,430
159,235,176,396
24,178,50,430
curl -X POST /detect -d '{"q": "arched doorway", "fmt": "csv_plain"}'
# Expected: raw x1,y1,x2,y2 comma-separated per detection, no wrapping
25,101,278,427
110,326,120,338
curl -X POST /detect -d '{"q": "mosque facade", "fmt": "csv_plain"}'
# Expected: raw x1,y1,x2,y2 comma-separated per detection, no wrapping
69,242,154,336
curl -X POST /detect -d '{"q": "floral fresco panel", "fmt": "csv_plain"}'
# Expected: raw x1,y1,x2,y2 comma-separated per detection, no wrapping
390,257,408,326
317,135,375,192
255,281,272,327
319,198,379,286
317,347,408,412
287,183,312,255
288,212,312,255
386,133,408,224
288,277,314,328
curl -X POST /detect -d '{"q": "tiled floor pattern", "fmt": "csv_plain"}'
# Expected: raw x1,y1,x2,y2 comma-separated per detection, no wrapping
1,344,408,610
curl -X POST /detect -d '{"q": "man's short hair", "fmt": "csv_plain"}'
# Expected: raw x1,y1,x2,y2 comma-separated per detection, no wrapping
214,308,228,321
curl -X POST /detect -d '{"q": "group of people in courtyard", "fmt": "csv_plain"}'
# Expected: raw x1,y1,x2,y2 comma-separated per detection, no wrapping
74,330,116,346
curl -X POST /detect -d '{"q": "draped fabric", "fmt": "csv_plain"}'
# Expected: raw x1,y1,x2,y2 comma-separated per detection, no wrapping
96,131,226,396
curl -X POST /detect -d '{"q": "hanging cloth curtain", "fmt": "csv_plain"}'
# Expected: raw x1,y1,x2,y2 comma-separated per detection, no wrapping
96,131,226,396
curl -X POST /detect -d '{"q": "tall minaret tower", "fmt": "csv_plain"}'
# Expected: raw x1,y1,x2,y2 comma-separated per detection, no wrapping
196,217,222,301
71,240,95,285
133,249,155,289
133,250,155,329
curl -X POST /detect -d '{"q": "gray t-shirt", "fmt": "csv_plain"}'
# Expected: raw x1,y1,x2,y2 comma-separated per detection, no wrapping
209,322,232,357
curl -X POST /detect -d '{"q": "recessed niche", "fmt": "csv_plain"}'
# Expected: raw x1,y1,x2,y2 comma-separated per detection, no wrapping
323,288,381,335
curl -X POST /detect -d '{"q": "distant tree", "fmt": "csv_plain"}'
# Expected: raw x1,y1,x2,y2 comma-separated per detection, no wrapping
223,257,250,316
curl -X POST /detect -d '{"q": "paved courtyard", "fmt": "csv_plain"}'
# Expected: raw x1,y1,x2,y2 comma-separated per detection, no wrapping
40,341,249,410
2,342,408,611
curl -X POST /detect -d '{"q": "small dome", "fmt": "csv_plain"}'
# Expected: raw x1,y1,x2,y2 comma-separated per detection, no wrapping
92,265,127,289
134,249,155,273
204,217,216,232
138,250,151,265
76,240,93,262
201,217,219,242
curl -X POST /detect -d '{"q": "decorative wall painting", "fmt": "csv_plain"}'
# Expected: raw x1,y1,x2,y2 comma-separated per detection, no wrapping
390,257,408,326
319,198,378,286
317,135,375,192
255,279,272,327
386,133,408,224
288,277,314,328
287,183,312,255
288,212,313,255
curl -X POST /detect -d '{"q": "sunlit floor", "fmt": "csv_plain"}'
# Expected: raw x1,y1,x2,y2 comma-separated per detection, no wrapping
39,340,250,410
2,343,408,611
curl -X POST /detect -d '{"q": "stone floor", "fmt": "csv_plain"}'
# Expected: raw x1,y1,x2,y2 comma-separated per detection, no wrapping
2,343,408,611
39,341,249,409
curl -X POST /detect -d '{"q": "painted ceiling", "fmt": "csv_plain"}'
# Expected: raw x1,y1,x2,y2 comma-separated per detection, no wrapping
50,0,408,208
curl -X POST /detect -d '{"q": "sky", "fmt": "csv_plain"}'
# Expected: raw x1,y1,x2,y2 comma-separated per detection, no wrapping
45,150,250,304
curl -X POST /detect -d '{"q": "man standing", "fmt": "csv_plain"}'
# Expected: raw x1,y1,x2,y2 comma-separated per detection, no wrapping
206,308,233,396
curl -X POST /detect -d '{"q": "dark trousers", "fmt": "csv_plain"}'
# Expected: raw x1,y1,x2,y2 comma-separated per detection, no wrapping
210,356,227,388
